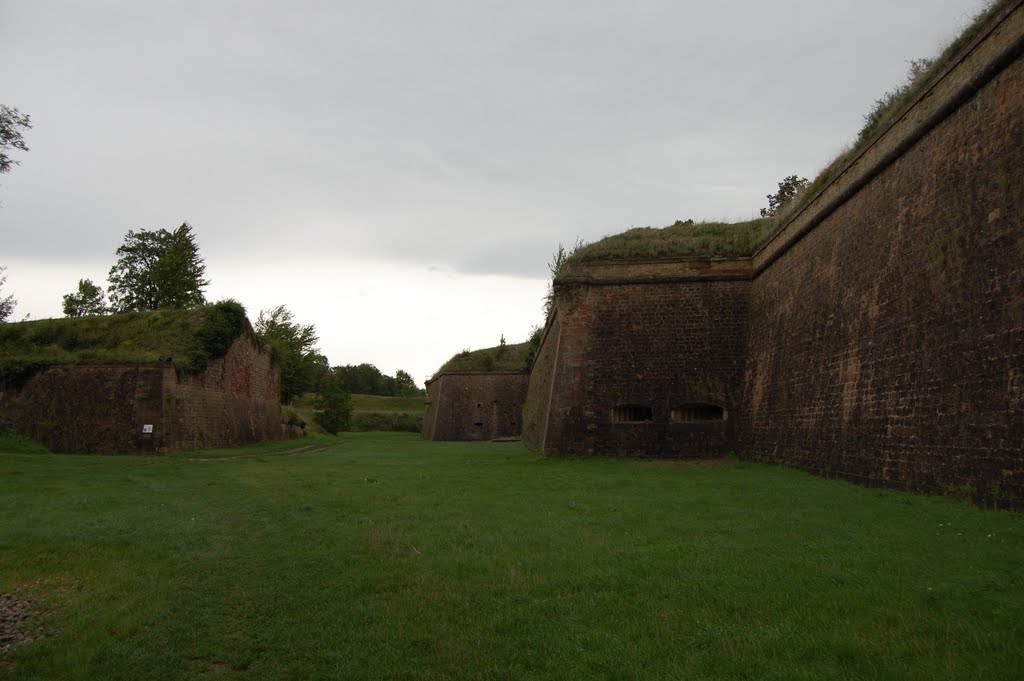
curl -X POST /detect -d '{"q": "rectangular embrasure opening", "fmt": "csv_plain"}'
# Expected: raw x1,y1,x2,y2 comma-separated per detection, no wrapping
611,405,654,423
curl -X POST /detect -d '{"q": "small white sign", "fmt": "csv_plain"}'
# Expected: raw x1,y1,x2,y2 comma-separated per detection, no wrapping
141,424,154,434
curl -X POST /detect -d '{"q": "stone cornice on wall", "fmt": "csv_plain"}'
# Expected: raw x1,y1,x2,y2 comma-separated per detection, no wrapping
425,370,529,386
556,256,752,287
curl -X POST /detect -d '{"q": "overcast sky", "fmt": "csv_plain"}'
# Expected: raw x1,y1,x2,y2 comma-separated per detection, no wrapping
1,0,990,385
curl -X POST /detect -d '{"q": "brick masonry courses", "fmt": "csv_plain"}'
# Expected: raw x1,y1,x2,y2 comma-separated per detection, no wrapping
523,2,1024,505
0,334,287,453
523,277,749,457
742,3,1024,504
423,372,528,441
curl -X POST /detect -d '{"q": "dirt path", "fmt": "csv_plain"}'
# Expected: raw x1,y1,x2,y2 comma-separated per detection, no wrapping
176,444,334,462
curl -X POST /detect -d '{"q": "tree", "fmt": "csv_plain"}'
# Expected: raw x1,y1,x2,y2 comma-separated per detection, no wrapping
314,370,352,435
336,363,381,395
760,175,809,217
255,305,320,404
107,223,208,312
62,278,108,317
393,369,420,397
0,267,15,322
0,105,31,176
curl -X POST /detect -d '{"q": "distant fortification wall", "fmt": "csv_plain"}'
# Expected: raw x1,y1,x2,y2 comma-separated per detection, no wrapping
525,2,1024,502
523,262,749,456
424,372,528,441
741,1,1024,501
1,335,284,453
167,334,283,450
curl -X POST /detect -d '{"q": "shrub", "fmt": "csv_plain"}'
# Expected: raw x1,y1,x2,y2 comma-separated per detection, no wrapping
314,373,352,435
178,300,250,376
282,408,306,429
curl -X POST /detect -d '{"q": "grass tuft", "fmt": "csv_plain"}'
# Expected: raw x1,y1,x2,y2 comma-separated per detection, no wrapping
434,341,533,375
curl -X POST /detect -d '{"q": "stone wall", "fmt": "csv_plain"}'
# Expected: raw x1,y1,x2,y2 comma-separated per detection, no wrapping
527,276,749,456
0,334,285,453
741,1,1024,503
168,333,283,450
423,372,528,441
524,2,1024,502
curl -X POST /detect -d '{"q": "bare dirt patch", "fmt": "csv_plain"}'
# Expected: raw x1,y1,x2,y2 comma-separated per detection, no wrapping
179,444,333,462
0,591,36,654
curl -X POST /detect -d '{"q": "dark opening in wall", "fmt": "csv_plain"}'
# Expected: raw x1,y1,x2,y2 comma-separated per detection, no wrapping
611,405,654,423
672,404,726,422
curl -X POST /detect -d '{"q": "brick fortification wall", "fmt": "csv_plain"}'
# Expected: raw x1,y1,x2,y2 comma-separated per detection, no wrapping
742,2,1024,502
424,372,528,441
168,334,283,450
526,3,1024,502
524,269,749,456
0,335,285,453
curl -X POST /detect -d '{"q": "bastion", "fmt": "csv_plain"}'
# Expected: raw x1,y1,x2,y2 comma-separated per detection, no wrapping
0,304,289,453
423,342,531,441
521,0,1024,504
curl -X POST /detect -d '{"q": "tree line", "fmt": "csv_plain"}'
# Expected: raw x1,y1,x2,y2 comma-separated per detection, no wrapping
0,212,422,435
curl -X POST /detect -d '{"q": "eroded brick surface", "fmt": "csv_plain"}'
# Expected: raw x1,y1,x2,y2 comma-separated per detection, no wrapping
540,280,749,457
742,48,1024,503
525,6,1024,504
0,336,284,453
424,373,528,441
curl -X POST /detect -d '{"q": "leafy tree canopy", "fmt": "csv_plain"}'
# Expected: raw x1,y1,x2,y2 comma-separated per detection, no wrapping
255,305,321,404
333,363,422,397
0,267,15,322
107,223,208,313
0,105,31,176
393,370,419,397
62,279,108,317
314,370,352,435
760,175,809,218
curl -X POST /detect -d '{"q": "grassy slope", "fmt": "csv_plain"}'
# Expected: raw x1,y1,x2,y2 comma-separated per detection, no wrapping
0,309,200,364
568,218,777,262
436,341,532,374
350,394,426,414
288,394,425,435
565,0,1012,265
0,303,253,384
2,432,1022,680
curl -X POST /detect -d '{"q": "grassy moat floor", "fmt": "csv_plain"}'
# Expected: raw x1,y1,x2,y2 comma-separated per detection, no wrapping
1,432,1022,680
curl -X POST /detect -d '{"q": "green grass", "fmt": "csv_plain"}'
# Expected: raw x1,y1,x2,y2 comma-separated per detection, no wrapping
350,394,426,414
0,301,254,386
288,394,426,434
561,0,1013,266
436,341,533,374
566,218,777,264
2,433,1022,680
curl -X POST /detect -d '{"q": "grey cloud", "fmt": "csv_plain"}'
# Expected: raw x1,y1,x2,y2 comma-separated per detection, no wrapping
1,0,989,280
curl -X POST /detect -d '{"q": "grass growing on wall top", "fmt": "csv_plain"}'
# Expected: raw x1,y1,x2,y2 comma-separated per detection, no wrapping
436,341,532,374
562,0,1014,266
566,218,777,264
0,301,253,387
1,432,1022,680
